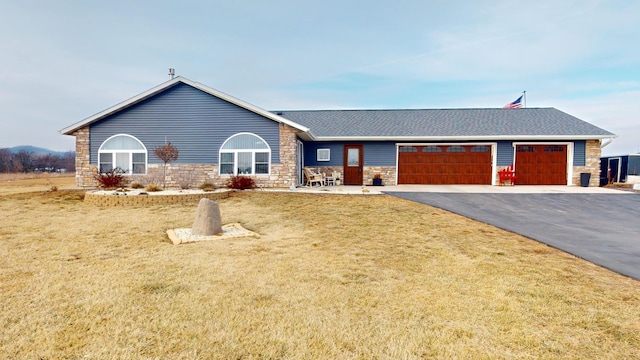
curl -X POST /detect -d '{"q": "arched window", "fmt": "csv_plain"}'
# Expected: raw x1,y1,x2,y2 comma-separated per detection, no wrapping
219,133,271,175
98,134,147,175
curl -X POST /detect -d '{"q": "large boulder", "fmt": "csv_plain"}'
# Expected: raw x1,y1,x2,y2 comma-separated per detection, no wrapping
191,198,223,236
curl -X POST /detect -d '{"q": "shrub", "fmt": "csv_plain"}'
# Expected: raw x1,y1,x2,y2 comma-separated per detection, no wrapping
145,184,163,192
130,182,144,189
178,173,196,190
198,182,216,192
93,168,125,189
226,175,256,190
49,185,58,192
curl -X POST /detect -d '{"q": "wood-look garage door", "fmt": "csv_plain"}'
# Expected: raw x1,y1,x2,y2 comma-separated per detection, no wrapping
398,145,492,184
515,145,567,185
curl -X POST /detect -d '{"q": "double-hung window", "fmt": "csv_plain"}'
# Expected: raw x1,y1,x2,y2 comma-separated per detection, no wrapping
219,133,271,176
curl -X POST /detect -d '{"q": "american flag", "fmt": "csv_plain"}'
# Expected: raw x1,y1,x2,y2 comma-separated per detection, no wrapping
503,95,523,109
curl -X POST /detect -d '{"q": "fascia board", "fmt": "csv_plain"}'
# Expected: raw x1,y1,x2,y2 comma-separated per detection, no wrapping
309,134,617,141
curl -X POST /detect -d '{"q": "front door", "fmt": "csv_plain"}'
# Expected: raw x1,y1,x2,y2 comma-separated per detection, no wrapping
343,144,363,185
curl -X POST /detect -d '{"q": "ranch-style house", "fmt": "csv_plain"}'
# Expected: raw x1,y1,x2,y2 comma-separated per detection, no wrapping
60,76,615,188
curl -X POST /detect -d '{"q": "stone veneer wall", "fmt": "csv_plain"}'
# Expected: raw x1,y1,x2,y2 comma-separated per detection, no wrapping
364,166,397,186
73,127,93,188
571,139,602,187
145,164,219,188
276,123,300,187
312,166,397,186
73,124,302,189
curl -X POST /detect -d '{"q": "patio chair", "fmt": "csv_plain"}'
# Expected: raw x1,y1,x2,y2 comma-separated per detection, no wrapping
324,172,335,186
498,164,516,186
303,168,324,187
332,171,342,186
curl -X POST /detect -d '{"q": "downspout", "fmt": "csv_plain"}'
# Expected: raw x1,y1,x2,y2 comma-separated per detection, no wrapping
601,138,613,149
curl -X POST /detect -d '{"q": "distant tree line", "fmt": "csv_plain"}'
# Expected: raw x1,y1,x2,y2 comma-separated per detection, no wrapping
0,149,75,173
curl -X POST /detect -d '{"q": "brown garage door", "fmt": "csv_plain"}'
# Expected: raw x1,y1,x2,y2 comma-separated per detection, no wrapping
515,145,567,185
398,145,492,184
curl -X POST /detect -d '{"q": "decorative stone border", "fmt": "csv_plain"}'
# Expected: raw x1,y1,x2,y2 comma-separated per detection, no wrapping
166,223,259,245
84,190,230,206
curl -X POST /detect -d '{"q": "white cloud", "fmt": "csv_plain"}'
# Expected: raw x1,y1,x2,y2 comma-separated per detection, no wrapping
551,90,640,156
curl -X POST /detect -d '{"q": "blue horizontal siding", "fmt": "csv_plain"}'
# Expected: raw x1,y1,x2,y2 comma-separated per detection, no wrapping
496,141,514,166
364,142,397,166
90,83,280,164
303,142,343,167
573,140,585,166
304,141,397,167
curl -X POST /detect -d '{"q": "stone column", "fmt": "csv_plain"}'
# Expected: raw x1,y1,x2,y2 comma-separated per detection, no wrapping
72,127,93,188
278,123,302,187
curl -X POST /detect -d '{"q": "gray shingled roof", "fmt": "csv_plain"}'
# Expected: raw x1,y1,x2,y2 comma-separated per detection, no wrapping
274,108,614,140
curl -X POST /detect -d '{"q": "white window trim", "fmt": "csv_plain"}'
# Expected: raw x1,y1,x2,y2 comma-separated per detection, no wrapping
317,148,331,162
98,134,147,175
218,132,271,176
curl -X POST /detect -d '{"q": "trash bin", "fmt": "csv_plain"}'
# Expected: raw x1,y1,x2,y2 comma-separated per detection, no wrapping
580,172,591,187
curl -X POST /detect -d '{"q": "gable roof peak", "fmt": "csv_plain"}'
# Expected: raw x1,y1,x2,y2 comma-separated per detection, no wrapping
59,76,308,135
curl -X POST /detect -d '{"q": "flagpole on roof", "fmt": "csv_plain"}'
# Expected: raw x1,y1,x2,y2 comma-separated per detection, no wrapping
523,91,527,108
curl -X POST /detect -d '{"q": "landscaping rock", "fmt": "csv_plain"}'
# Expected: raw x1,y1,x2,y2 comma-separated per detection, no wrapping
191,198,223,236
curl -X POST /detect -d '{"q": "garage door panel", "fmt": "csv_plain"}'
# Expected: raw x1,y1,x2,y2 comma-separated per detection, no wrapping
516,145,567,185
398,145,492,184
548,164,566,173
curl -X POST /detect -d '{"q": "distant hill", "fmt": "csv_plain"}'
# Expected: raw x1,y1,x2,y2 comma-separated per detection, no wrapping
7,146,74,157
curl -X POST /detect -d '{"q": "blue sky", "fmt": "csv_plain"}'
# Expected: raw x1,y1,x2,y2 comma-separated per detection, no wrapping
1,0,638,155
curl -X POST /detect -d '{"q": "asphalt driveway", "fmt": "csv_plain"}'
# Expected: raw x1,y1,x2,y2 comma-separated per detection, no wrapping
385,192,640,281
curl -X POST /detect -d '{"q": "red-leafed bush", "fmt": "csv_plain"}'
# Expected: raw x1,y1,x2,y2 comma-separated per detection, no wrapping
226,175,256,190
153,142,179,189
93,167,126,189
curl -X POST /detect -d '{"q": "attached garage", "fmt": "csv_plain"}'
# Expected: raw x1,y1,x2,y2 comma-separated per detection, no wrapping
515,144,568,185
398,145,492,184
279,107,613,187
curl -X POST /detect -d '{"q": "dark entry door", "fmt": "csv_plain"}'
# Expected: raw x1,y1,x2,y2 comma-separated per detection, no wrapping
343,144,363,185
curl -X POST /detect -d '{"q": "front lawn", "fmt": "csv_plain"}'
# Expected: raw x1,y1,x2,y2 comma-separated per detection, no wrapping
1,188,639,359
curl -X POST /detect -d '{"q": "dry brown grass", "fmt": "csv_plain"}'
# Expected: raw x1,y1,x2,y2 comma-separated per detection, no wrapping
0,172,76,196
1,180,639,359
